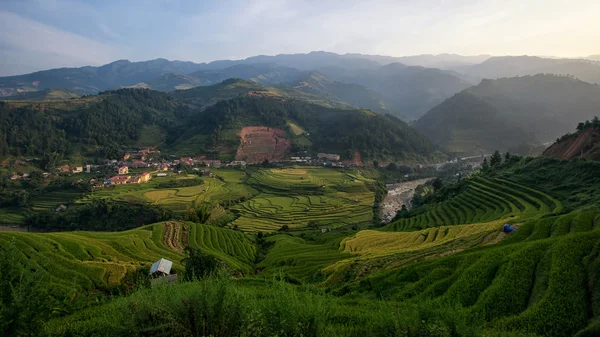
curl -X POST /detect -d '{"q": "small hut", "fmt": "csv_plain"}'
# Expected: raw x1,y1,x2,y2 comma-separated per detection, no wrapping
149,258,173,276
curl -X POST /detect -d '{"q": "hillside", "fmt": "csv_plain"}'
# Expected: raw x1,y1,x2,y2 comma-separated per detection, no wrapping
128,72,203,91
415,74,600,155
543,119,600,161
0,58,208,96
464,55,600,84
320,63,474,120
0,86,440,163
292,72,390,114
168,94,442,162
1,88,80,101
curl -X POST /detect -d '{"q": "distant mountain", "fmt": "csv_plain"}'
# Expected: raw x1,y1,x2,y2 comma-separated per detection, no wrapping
1,88,80,101
463,56,600,84
586,55,600,61
291,72,390,115
170,78,351,110
0,58,208,96
317,63,473,120
543,121,600,161
343,53,491,69
127,73,203,91
190,63,306,85
415,74,600,155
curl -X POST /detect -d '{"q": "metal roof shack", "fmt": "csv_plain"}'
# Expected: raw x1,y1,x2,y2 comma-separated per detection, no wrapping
149,258,173,276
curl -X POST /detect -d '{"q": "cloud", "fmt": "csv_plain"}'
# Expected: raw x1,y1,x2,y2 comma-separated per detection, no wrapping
0,10,122,74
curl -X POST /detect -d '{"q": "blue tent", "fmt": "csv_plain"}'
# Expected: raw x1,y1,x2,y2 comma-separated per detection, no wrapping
503,224,515,233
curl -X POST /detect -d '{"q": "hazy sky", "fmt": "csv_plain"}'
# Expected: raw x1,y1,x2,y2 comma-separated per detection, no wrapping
1,0,599,76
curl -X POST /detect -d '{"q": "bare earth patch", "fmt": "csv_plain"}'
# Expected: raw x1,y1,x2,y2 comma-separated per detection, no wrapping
235,126,291,164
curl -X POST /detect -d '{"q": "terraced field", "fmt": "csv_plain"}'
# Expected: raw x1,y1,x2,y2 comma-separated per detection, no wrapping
258,234,351,282
342,219,506,258
232,167,375,232
31,189,82,211
0,222,255,292
80,173,258,212
384,177,562,231
353,209,600,337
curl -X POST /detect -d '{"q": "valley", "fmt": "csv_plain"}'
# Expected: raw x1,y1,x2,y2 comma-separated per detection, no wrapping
2,51,600,337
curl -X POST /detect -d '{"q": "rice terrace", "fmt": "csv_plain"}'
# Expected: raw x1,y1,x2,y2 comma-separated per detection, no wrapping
2,24,600,335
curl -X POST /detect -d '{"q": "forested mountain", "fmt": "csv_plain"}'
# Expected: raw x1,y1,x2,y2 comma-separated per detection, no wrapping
291,72,390,115
415,74,600,155
0,58,207,96
463,56,600,84
0,86,441,163
168,94,440,161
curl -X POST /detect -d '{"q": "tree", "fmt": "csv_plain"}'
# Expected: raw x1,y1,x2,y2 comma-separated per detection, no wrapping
386,162,397,171
278,225,290,232
504,152,511,163
372,160,379,168
577,122,586,131
481,158,490,171
432,178,443,191
490,151,502,167
182,247,219,281
261,159,270,168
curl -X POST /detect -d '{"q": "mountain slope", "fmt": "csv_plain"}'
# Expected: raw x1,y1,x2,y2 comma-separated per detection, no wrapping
464,55,600,84
415,74,600,155
543,120,600,161
0,59,208,96
1,88,80,100
128,72,203,91
292,72,390,114
0,86,441,163
169,78,351,110
319,63,473,120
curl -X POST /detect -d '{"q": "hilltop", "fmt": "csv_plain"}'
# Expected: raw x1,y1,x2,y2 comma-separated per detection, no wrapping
415,74,600,155
1,88,80,101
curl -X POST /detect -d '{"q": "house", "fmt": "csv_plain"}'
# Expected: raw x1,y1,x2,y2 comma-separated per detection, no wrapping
160,163,169,171
55,204,67,213
228,161,246,168
200,160,221,168
72,166,83,173
201,170,213,177
118,166,129,175
85,164,91,173
139,172,151,183
123,153,131,161
9,174,20,181
156,173,168,177
109,175,130,185
317,153,341,161
131,160,147,168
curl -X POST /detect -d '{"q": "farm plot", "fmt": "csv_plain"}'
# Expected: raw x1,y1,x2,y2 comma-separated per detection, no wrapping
0,222,255,291
231,167,375,232
31,189,82,211
231,191,373,232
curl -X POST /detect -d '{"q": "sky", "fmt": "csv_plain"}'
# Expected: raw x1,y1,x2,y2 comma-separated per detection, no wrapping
1,0,600,76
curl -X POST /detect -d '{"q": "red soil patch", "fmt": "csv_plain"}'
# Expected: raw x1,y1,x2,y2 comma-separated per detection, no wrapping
235,126,291,164
543,127,600,160
343,151,363,166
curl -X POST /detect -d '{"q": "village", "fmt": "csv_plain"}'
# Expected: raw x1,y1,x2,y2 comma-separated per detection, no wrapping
5,145,474,188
